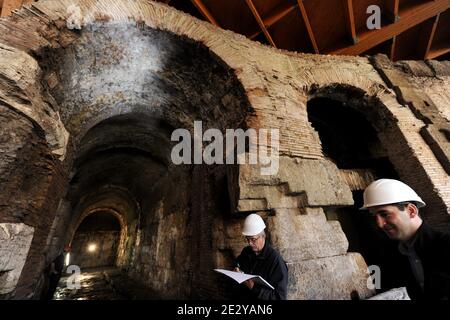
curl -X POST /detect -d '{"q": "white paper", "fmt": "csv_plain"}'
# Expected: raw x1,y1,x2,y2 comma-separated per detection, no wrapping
214,269,275,290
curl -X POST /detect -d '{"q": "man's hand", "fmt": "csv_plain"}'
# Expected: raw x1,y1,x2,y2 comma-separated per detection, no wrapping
243,279,254,290
234,266,253,289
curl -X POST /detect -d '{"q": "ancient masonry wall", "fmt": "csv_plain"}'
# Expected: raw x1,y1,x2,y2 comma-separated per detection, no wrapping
0,0,448,299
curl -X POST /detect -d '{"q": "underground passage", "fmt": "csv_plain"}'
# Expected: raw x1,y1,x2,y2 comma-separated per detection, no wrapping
0,0,449,301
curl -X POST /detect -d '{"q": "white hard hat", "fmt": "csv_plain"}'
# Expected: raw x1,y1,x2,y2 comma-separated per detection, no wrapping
242,214,266,236
361,178,425,209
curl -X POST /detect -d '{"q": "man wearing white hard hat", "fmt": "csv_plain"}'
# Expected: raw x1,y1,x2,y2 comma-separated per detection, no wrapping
362,179,450,300
233,213,288,300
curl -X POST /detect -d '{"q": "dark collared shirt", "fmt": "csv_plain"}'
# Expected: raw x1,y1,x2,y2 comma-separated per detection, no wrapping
398,233,425,291
398,223,450,300
236,241,288,300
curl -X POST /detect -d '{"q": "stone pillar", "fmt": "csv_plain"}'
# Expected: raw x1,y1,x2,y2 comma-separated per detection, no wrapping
0,223,34,297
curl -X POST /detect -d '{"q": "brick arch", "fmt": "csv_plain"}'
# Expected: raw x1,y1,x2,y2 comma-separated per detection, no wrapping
305,83,449,228
71,207,127,267
66,184,142,268
0,2,259,298
37,22,252,148
307,83,399,132
0,0,265,160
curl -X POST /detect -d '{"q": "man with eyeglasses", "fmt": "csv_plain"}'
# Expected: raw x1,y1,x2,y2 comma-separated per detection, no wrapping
233,213,288,300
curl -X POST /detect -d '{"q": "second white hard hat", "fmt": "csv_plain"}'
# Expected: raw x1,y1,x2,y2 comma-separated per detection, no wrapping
361,178,425,209
242,214,266,236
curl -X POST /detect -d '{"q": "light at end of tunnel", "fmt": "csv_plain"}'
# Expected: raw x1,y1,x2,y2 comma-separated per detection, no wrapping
65,253,70,266
87,243,97,253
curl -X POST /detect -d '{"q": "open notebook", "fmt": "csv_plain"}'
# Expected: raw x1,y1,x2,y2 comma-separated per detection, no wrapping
214,269,274,290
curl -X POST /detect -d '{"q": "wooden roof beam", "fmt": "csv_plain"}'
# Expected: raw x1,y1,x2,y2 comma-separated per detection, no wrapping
427,46,450,59
424,14,440,59
344,0,358,44
297,0,320,53
265,2,299,28
386,0,400,22
191,0,220,27
390,36,397,61
249,2,299,40
245,0,276,47
331,0,450,56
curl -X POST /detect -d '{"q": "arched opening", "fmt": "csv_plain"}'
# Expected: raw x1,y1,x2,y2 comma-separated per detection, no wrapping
307,97,398,175
70,212,121,269
307,94,407,293
33,22,252,299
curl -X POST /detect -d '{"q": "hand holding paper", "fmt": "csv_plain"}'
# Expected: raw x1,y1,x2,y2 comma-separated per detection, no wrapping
214,268,274,290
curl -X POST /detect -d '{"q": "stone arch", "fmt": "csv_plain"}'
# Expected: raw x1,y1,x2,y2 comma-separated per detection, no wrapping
42,38,252,297
66,185,141,269
305,83,449,228
1,0,447,301
306,83,404,178
306,84,406,291
0,0,260,299
72,208,127,265
36,22,251,150
307,83,398,132
0,0,268,160
69,208,125,269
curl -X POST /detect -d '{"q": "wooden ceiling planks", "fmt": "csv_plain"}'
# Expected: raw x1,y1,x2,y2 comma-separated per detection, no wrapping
332,0,449,57
245,0,276,46
191,0,220,26
269,4,315,53
302,0,352,53
427,8,450,59
343,0,358,44
394,16,437,60
248,0,298,40
202,0,261,38
1,0,448,61
352,0,391,35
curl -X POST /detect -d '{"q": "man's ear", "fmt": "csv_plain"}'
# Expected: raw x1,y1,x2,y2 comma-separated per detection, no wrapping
406,203,418,218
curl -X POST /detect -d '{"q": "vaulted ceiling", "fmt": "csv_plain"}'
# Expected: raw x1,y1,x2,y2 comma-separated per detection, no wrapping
1,0,449,61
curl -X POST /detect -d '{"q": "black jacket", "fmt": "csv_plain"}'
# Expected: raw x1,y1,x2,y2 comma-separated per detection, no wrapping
236,241,288,300
402,223,450,300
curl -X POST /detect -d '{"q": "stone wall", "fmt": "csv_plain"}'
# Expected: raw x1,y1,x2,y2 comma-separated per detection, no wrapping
127,167,194,299
372,56,450,231
0,102,68,299
0,224,34,296
0,0,448,299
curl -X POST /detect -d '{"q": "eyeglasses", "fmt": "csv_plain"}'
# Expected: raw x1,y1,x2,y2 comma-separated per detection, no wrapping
245,236,261,243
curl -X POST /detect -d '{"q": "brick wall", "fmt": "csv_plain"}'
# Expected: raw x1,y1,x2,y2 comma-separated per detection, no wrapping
0,0,448,299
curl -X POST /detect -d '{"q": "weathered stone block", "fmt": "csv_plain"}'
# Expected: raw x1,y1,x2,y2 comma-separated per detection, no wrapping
399,61,434,77
367,287,410,300
426,60,450,77
228,156,354,213
0,44,69,159
287,253,374,300
0,223,34,294
269,208,349,261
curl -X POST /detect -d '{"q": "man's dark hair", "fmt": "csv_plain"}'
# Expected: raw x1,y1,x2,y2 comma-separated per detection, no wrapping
394,202,419,212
